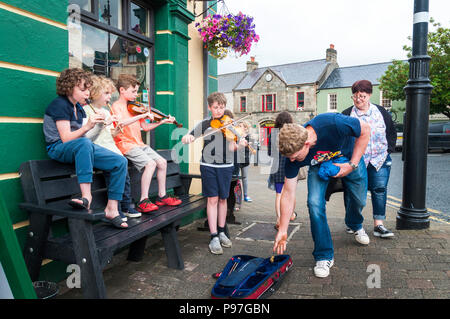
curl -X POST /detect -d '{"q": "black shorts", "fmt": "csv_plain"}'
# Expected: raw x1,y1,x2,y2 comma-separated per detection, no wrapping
200,165,234,199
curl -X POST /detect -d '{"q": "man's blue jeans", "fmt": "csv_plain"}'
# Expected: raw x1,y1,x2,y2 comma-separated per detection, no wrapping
47,137,127,201
367,154,392,221
307,159,367,261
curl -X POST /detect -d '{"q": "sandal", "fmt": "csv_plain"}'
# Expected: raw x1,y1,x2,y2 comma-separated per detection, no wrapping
102,215,128,229
68,197,89,210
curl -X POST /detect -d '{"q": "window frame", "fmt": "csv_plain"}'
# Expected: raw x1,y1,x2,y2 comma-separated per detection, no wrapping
261,93,276,112
327,93,337,112
128,0,154,43
71,0,155,48
296,91,305,110
240,96,247,112
380,90,392,109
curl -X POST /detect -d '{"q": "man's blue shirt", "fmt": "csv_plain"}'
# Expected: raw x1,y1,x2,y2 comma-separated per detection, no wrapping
284,113,361,179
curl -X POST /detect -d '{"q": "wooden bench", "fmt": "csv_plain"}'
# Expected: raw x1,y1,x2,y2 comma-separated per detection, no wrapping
19,149,206,299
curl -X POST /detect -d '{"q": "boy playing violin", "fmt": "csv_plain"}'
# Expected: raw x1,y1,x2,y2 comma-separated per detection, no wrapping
111,74,182,213
43,68,128,229
84,75,142,220
182,92,247,255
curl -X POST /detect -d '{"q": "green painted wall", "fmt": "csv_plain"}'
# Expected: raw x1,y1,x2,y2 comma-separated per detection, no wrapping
0,0,68,294
154,1,194,175
317,86,405,123
1,1,206,294
208,54,218,93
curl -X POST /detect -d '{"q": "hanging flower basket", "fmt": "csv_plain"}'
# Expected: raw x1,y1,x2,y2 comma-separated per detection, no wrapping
196,12,259,59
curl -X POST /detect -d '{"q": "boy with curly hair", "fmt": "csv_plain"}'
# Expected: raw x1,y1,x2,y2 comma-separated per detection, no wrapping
43,68,128,229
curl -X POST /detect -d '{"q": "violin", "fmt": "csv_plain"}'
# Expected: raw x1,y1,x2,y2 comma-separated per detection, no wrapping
127,101,183,128
210,115,256,154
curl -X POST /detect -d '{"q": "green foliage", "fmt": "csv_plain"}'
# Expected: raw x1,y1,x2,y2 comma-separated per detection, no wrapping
379,18,450,118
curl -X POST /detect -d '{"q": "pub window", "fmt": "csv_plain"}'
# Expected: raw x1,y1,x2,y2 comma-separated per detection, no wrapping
240,96,247,112
328,93,337,111
297,92,305,110
262,94,276,112
68,0,153,104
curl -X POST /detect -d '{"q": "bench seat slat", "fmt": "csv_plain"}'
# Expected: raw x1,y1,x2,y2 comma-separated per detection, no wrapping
39,195,206,261
19,202,106,221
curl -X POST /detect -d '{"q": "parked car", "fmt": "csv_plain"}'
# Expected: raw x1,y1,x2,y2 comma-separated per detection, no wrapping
428,121,450,151
395,121,450,152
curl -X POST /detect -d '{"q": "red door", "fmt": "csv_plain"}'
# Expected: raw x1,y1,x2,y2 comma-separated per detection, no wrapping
260,127,272,147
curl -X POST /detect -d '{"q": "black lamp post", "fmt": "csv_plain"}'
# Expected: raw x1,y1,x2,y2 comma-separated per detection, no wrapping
396,0,433,229
101,1,112,77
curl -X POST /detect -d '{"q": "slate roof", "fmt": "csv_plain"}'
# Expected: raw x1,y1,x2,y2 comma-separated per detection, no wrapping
218,59,331,92
218,71,247,93
319,61,393,89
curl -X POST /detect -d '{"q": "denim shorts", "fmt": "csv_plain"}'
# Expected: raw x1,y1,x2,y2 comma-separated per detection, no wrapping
200,164,234,199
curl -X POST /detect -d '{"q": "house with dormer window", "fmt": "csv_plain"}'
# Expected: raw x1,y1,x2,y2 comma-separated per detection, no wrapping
218,45,339,146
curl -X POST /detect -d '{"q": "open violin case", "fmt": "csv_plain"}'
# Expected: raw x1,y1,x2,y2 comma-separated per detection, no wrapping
211,255,292,299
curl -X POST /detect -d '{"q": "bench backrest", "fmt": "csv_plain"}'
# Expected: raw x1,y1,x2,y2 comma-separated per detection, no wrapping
19,149,184,210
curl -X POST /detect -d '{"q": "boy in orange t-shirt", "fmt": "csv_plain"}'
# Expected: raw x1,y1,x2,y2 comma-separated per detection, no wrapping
111,74,182,213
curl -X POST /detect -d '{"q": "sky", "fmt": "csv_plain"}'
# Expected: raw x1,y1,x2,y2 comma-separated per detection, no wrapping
216,0,450,75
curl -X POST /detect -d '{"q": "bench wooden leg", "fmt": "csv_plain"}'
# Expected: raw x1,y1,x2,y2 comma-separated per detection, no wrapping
127,236,148,262
160,224,184,270
68,218,106,299
23,213,52,281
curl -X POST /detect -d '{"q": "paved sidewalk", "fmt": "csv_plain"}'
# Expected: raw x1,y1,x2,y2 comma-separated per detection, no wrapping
58,164,450,299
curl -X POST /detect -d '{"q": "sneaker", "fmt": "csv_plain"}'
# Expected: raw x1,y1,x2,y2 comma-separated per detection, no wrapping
244,196,252,202
136,198,159,213
346,227,354,234
209,236,223,255
354,228,370,245
314,259,334,278
218,232,232,248
374,225,394,238
123,207,142,218
155,195,182,206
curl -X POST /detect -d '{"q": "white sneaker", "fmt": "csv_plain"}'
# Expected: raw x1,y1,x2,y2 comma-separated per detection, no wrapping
354,228,370,245
209,236,223,255
218,232,232,248
314,259,334,278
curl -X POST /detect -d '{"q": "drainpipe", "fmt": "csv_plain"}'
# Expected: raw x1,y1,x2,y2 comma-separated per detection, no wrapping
202,1,209,117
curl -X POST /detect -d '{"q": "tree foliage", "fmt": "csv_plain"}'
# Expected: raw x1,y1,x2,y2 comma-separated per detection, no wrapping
379,19,450,118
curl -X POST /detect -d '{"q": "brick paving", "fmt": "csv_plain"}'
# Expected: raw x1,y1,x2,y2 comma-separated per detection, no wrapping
58,164,450,299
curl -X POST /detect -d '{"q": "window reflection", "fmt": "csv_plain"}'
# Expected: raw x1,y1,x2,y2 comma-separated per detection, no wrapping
69,22,150,98
130,2,149,37
99,0,122,29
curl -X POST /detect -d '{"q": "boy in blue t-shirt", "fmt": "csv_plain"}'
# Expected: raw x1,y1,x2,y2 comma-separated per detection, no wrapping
43,68,128,229
272,113,371,278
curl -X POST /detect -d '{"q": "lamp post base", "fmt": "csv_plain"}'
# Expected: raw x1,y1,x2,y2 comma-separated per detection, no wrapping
396,207,430,230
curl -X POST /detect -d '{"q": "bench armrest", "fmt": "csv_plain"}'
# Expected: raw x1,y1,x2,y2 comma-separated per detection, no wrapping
19,203,105,221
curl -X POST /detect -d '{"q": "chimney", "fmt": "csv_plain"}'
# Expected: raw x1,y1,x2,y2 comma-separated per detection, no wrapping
246,56,258,72
326,44,337,63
